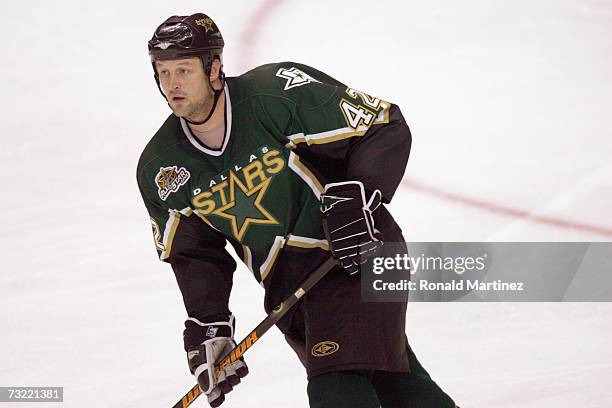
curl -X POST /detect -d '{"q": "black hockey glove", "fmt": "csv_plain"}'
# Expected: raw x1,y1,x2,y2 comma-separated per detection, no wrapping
184,315,249,408
320,181,383,275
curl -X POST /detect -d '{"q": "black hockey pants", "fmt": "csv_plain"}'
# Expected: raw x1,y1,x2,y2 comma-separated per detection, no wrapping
307,346,456,408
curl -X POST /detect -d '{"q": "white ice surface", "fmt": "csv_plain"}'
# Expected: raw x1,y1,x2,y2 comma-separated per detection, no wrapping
1,0,611,407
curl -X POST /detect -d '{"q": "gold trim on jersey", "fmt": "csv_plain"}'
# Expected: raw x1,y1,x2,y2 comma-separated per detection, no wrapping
375,101,391,125
286,126,369,148
160,207,193,260
260,236,285,281
194,211,218,229
288,152,324,199
285,102,389,148
242,245,254,275
286,235,329,251
259,235,330,282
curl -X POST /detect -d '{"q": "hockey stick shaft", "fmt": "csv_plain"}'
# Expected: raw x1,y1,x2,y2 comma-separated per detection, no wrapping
172,257,338,408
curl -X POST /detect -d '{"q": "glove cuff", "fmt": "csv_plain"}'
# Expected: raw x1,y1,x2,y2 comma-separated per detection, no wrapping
183,315,235,351
322,181,382,213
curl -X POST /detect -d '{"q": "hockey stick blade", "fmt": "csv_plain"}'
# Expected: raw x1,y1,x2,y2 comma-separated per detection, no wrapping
171,257,338,408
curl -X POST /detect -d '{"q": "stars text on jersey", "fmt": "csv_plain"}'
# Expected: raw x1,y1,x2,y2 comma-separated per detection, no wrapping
192,146,285,241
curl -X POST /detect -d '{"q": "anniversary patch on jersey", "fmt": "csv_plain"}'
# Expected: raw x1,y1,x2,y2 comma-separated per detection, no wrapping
276,67,320,90
192,146,284,241
155,165,191,201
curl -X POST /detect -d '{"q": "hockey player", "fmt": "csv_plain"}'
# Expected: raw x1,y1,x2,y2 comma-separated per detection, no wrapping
137,13,457,408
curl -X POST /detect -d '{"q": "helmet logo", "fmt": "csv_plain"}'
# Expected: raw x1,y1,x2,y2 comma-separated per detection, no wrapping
195,18,214,33
155,41,171,50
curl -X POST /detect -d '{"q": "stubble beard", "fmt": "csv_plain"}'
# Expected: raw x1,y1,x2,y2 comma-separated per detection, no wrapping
172,93,214,122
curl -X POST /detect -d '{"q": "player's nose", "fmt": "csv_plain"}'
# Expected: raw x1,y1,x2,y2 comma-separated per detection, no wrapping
169,73,181,89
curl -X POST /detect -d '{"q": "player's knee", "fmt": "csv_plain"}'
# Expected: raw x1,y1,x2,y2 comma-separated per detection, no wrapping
307,370,379,408
373,370,456,408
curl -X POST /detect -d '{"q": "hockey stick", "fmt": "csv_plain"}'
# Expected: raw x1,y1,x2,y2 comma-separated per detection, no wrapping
172,257,338,408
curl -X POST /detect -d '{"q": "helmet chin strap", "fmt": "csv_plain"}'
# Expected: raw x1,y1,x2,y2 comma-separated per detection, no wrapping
184,73,225,126
184,87,223,126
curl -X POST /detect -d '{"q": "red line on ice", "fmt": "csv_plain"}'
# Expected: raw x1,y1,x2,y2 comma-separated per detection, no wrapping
401,179,612,237
240,1,611,238
237,0,286,73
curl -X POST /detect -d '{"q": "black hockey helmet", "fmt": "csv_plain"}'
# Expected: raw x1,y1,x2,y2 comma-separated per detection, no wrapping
148,13,225,95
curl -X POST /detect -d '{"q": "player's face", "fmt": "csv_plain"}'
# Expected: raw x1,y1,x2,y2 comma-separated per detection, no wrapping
156,58,213,121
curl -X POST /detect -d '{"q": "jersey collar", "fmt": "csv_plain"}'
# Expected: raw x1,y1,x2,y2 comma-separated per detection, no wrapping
180,83,232,156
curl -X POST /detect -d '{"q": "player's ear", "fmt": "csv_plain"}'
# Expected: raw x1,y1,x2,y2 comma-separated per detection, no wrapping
209,59,222,82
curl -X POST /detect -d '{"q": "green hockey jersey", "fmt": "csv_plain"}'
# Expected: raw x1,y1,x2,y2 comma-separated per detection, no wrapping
137,62,411,319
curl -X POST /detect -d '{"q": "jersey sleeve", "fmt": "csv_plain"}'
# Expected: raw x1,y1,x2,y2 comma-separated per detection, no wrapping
137,174,236,322
266,62,411,203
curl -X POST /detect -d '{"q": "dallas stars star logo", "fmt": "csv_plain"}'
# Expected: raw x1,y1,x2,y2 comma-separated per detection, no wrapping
195,18,214,32
211,171,278,241
275,67,320,90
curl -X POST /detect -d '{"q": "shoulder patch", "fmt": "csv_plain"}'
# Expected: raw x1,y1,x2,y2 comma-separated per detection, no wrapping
155,166,191,201
276,67,320,90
